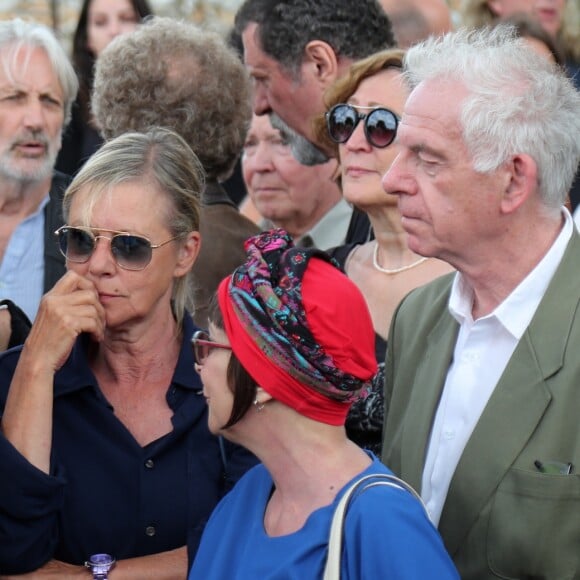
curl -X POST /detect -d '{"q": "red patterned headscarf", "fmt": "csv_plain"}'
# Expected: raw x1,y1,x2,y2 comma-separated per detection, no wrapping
218,229,377,426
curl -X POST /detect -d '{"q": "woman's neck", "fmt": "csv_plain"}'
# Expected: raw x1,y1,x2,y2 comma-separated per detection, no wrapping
258,427,371,536
91,313,181,385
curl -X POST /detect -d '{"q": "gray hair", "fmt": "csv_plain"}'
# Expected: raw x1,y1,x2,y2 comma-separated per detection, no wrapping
93,16,251,182
404,25,580,209
0,19,78,126
63,128,205,324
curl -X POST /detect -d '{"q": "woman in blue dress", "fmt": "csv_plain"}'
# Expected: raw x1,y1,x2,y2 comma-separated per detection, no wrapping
189,229,458,579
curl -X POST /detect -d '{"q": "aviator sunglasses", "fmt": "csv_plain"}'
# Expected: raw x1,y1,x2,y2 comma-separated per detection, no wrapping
191,330,232,366
326,104,399,148
55,225,180,271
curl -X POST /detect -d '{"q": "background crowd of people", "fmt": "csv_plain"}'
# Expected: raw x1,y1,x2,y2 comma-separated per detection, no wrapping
0,0,578,578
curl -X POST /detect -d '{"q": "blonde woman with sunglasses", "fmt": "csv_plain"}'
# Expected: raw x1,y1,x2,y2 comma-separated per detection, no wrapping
0,128,257,578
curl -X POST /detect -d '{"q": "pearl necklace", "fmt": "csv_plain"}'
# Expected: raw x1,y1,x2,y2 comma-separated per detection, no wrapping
372,242,428,274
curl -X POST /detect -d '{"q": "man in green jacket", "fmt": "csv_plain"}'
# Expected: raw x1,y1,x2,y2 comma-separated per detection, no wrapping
381,25,580,579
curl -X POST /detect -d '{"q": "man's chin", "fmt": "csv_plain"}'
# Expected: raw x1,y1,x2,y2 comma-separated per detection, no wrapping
0,157,54,183
269,112,331,166
289,137,330,166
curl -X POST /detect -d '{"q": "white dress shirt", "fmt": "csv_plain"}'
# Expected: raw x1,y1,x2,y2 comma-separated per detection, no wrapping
421,209,574,525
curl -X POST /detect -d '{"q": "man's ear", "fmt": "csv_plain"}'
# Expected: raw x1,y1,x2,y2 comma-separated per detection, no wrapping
500,154,537,215
303,40,339,86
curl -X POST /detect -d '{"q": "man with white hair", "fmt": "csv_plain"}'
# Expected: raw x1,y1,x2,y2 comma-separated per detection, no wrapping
0,19,77,335
381,25,580,579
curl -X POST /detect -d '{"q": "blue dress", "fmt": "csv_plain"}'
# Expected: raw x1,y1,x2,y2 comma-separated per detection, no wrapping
189,455,459,579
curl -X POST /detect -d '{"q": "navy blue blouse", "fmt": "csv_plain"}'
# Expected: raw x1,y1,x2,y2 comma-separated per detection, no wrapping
0,314,258,574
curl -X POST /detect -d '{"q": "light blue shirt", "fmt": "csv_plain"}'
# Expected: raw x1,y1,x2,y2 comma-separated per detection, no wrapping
0,195,49,321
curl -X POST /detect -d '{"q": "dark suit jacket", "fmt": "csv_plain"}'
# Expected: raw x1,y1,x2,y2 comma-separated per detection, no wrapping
0,172,70,348
43,171,70,293
191,182,260,328
382,230,580,580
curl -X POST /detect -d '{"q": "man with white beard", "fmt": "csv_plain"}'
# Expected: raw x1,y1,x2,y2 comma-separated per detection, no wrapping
0,19,77,344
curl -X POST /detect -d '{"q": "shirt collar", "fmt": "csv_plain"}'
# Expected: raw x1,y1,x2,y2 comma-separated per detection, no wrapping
449,208,574,339
297,198,353,250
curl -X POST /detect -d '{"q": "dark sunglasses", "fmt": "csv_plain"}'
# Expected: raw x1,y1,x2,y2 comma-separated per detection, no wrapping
326,103,399,148
55,226,180,271
191,330,232,366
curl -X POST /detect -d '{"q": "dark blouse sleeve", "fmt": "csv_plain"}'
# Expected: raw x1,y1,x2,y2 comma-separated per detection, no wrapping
0,349,64,573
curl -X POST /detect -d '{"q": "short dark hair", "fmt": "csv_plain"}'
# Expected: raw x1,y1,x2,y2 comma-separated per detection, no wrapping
234,0,396,72
207,294,257,428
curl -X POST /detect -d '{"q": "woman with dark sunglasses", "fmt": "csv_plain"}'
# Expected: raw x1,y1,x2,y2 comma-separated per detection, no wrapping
0,129,257,577
188,229,458,579
314,49,454,454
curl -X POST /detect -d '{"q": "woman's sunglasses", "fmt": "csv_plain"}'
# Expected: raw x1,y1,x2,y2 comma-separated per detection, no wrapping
191,330,232,366
55,225,180,271
326,104,399,148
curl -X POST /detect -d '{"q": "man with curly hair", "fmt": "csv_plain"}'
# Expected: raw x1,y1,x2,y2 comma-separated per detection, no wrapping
234,0,396,165
92,16,259,328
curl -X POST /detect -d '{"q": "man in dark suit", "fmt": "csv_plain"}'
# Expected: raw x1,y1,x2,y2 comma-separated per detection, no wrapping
0,19,77,347
381,25,580,579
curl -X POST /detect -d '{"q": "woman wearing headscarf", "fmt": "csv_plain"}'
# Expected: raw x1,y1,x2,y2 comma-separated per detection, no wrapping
189,230,458,579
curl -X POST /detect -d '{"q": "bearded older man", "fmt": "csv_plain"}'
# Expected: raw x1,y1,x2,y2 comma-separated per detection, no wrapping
0,19,77,336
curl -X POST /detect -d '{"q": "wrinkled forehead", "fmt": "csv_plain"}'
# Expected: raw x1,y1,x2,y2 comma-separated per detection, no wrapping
0,42,36,83
404,79,466,126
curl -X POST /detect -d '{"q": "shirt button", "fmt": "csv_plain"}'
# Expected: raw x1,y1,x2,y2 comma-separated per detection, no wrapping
145,459,154,469
443,430,455,440
145,526,156,537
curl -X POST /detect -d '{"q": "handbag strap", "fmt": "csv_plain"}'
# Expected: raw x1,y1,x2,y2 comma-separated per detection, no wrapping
323,473,427,580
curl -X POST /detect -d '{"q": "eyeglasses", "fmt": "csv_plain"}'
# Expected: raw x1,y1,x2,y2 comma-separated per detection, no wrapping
191,330,232,366
326,104,399,148
55,226,180,271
